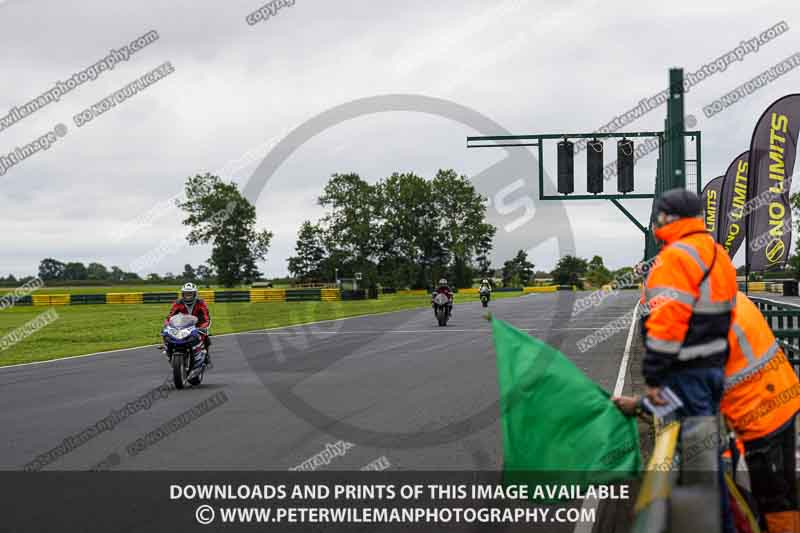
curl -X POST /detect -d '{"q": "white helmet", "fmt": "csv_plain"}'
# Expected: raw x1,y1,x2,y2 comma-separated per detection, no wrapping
181,282,198,304
481,279,489,285
438,278,448,288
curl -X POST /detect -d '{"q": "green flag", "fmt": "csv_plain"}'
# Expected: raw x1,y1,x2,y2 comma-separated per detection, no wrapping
491,316,641,486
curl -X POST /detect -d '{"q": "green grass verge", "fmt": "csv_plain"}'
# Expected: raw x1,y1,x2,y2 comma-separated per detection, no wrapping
0,293,521,367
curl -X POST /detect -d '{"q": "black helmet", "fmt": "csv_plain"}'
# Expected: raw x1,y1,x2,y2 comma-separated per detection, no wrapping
653,188,702,219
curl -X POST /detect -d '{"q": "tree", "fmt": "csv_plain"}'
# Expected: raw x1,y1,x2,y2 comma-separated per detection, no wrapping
551,255,589,286
63,262,88,281
299,169,496,290
87,262,109,280
195,264,214,287
474,233,494,280
374,172,435,288
586,255,613,287
109,266,125,282
431,169,496,288
475,253,492,279
318,173,379,283
287,221,327,281
178,173,273,287
181,264,196,282
501,249,535,287
38,258,65,281
147,273,162,282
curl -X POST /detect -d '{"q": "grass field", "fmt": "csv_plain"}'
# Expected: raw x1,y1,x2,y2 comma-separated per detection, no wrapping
0,292,522,367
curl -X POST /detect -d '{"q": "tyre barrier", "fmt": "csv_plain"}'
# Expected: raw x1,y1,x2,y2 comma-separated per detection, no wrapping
250,289,287,302
6,288,333,306
31,294,71,306
522,286,558,293
106,293,144,305
70,293,107,305
4,285,542,307
320,288,342,301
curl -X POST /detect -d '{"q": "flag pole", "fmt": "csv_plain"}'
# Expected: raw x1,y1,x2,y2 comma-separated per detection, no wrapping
744,182,750,295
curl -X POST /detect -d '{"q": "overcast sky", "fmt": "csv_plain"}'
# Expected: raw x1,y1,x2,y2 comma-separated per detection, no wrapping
1,0,799,279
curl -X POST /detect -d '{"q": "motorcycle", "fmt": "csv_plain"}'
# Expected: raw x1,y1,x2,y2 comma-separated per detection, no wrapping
432,292,451,327
161,313,208,389
479,287,491,308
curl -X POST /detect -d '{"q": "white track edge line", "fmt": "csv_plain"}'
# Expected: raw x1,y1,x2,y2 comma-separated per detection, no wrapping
573,301,639,533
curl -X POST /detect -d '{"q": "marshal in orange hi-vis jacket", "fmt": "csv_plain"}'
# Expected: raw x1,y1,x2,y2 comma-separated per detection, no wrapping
723,294,800,440
642,216,738,387
722,292,800,533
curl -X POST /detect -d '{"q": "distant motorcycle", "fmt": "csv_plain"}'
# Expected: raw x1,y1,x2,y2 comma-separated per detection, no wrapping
432,292,451,327
479,287,491,308
161,313,208,389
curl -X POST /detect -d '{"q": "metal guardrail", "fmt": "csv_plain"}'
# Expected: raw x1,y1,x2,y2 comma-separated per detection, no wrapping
750,296,800,365
633,417,723,533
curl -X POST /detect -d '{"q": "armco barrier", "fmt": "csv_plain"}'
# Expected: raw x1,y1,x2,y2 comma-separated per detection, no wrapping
106,293,144,305
31,294,70,306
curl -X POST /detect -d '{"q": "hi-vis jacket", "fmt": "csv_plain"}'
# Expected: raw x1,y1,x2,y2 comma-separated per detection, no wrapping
641,217,738,386
721,293,800,442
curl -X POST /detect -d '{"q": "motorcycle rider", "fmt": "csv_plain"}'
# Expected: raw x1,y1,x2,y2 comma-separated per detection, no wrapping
165,282,212,367
431,278,454,317
479,279,492,297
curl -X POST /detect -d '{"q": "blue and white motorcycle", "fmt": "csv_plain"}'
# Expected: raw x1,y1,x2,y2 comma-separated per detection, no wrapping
161,313,208,389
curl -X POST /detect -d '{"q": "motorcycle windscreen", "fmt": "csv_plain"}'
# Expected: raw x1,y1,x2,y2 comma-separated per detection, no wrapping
433,293,449,305
169,313,198,328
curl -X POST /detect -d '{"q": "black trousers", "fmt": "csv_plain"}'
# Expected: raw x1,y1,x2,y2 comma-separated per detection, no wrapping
744,418,798,516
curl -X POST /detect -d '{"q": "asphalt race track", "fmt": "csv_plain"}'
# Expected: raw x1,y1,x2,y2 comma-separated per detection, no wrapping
0,291,640,472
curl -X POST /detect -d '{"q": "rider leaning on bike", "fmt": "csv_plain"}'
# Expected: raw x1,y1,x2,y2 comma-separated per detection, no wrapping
165,282,212,365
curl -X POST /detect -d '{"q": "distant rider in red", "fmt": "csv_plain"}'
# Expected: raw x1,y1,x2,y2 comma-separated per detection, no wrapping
165,282,212,364
431,278,454,317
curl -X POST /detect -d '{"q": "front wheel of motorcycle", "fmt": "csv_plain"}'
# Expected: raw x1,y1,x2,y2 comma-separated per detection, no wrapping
172,354,185,390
